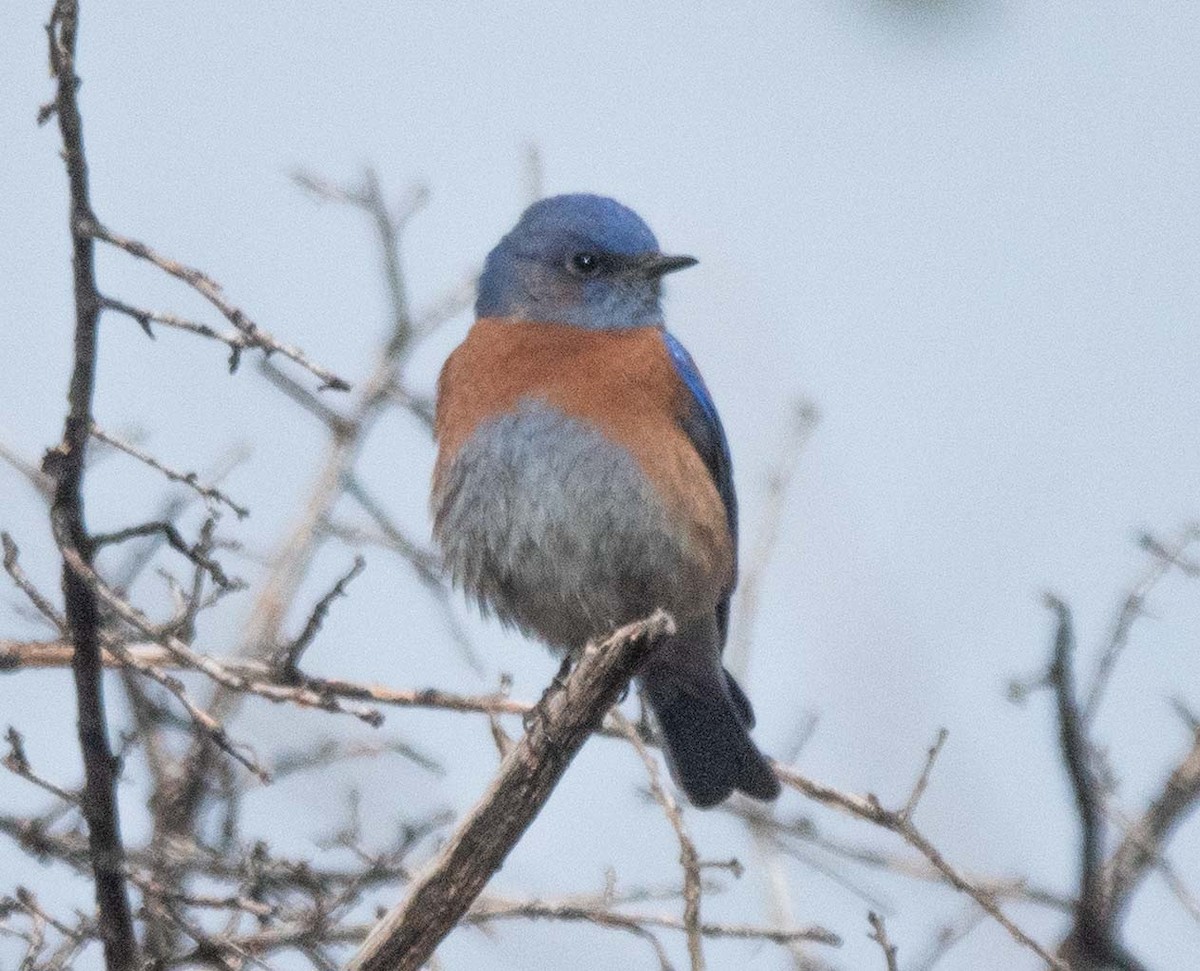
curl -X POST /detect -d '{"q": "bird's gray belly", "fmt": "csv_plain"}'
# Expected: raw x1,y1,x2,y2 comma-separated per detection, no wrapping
433,398,691,650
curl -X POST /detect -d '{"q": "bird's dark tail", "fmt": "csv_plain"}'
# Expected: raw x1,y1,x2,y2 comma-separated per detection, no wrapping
639,634,780,808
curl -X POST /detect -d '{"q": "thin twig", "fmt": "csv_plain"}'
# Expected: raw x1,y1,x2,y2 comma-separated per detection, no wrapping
727,400,819,679
3,728,81,806
90,225,350,391
1084,525,1200,720
467,895,840,947
900,728,948,824
1045,595,1106,955
909,904,988,971
611,710,705,970
258,359,352,435
101,296,253,380
91,520,240,591
772,761,1067,969
0,638,525,717
97,633,271,782
1106,721,1200,924
90,425,249,519
2,534,66,632
273,556,365,678
228,896,840,959
53,545,383,727
729,803,1072,913
867,912,899,971
161,166,470,851
0,440,53,498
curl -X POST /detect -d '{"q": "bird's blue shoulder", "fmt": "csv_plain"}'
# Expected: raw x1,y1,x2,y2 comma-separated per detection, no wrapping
661,330,738,637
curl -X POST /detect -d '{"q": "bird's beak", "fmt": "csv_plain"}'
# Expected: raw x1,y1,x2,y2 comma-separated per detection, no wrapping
637,253,699,278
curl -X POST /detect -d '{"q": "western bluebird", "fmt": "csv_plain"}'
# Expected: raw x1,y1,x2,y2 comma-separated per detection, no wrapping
432,193,779,807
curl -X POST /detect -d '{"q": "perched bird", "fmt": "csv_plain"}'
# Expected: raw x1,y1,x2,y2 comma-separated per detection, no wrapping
432,193,779,807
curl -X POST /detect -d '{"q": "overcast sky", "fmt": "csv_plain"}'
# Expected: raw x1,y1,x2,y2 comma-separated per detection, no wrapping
2,2,1199,969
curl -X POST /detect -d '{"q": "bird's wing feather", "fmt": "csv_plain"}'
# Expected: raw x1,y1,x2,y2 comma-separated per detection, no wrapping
661,329,738,643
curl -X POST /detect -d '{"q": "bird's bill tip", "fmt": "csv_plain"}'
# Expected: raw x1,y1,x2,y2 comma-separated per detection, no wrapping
640,253,699,277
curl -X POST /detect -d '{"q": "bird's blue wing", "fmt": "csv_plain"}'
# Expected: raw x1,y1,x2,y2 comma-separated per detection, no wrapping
661,330,738,643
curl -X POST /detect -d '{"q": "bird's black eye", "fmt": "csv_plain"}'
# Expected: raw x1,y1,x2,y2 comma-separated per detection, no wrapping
571,252,600,275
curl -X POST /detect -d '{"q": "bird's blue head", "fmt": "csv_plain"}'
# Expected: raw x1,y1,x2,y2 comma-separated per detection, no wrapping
475,193,697,330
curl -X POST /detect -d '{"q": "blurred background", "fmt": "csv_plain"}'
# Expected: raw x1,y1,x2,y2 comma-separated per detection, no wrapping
2,1,1199,968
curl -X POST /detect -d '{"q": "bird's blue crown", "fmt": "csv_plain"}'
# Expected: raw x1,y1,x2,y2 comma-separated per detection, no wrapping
475,194,692,330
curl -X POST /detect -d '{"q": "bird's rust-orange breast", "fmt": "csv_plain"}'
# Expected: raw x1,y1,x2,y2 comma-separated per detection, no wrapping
434,318,733,589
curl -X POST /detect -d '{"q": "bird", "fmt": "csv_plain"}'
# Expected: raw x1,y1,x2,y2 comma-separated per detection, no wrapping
431,193,780,807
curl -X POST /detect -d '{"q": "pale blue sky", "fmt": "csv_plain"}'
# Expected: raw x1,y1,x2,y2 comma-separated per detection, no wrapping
2,2,1199,968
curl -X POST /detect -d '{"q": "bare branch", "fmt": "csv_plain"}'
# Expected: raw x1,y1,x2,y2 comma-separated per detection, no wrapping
91,519,240,591
158,166,473,853
292,167,424,357
227,894,840,963
346,611,676,971
271,736,442,780
1154,855,1200,926
101,296,253,378
0,639,525,719
90,425,249,519
1140,528,1200,577
611,710,705,970
259,359,353,435
867,912,899,971
337,477,483,674
52,545,383,727
97,634,272,783
900,728,948,824
1107,720,1200,923
1044,595,1109,961
466,894,840,948
0,440,53,498
727,400,819,678
341,477,441,583
0,887,95,971
43,2,140,965
2,533,66,632
3,728,81,806
90,225,350,391
909,904,988,971
1084,525,1200,720
522,142,544,204
1,639,163,671
728,802,1072,913
772,760,1068,969
273,556,365,678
